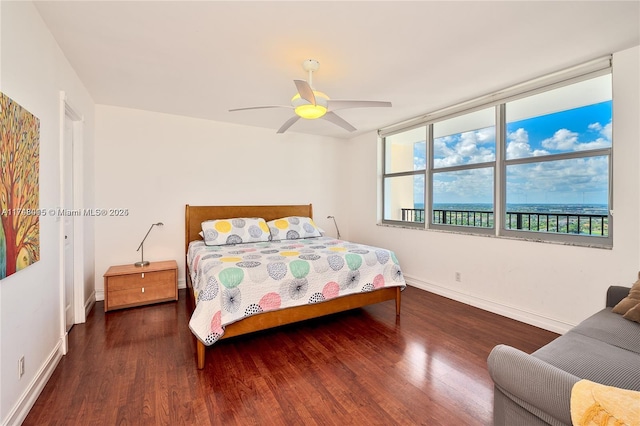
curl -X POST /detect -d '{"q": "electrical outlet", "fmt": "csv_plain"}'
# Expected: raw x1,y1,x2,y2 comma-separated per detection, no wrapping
18,356,25,379
455,272,461,282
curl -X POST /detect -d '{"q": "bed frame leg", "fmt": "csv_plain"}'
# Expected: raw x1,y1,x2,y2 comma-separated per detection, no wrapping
197,340,205,369
395,287,401,316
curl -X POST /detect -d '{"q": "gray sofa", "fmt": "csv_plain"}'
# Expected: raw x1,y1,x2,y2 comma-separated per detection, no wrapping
487,286,640,426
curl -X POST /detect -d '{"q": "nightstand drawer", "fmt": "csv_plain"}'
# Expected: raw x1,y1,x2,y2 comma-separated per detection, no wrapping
107,280,176,308
107,270,172,291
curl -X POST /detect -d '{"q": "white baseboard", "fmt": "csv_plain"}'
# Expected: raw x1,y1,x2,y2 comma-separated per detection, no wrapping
404,274,575,335
85,290,96,318
1,339,64,426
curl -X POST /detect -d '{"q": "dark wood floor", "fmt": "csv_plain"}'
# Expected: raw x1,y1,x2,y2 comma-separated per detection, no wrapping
24,286,558,425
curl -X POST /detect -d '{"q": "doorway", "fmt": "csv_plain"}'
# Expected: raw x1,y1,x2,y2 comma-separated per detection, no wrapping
63,115,75,334
60,93,85,354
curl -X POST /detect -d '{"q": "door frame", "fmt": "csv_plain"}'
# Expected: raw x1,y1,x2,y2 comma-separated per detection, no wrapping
59,92,85,354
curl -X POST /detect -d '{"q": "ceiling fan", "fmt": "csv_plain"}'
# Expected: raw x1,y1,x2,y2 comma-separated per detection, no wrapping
229,59,392,134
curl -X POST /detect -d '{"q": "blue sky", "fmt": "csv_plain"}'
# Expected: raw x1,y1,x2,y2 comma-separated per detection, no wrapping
414,100,612,206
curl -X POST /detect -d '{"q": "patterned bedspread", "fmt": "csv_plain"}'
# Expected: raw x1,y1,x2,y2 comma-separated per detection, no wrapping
187,236,406,346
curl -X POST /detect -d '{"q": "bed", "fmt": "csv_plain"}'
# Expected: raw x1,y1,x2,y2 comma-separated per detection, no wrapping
185,204,406,369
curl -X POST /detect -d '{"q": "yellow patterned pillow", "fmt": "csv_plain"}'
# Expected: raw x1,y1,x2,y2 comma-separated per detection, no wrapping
201,217,270,246
267,216,322,241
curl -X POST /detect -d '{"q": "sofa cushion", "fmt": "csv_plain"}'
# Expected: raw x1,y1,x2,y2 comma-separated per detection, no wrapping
533,329,640,391
571,308,640,354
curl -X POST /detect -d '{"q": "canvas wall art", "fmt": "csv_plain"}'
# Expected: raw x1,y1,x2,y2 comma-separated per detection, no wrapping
0,92,40,279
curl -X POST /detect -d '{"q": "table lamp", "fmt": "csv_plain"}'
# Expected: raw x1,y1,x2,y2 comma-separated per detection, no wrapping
135,222,163,267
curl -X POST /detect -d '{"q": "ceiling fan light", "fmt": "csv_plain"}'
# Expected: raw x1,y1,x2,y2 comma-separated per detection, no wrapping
291,90,329,119
295,104,327,119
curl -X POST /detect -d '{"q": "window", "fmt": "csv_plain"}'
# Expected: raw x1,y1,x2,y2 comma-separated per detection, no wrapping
381,62,612,247
432,107,495,232
503,74,612,244
382,126,426,225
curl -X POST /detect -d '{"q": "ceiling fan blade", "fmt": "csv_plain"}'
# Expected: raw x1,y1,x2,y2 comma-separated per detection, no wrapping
276,116,300,134
294,80,316,105
229,105,292,112
327,100,392,111
322,111,357,132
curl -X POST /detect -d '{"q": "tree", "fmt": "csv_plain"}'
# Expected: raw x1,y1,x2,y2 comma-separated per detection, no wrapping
0,93,40,278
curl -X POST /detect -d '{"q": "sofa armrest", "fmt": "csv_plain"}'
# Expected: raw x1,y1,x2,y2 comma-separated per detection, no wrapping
488,344,580,425
606,286,631,308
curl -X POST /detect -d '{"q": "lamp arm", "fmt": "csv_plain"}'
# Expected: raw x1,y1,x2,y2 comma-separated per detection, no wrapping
134,222,163,267
327,216,341,239
136,224,157,251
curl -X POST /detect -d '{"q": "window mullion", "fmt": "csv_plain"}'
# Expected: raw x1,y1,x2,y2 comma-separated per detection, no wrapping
505,147,612,166
425,124,432,229
496,104,505,236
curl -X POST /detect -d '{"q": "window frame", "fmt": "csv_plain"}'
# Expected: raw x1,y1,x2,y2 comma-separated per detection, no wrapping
381,124,428,229
380,58,613,248
429,105,497,235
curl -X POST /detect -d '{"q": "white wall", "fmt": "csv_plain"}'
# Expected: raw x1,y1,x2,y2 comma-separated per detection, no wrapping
93,106,346,296
0,2,95,425
344,45,640,333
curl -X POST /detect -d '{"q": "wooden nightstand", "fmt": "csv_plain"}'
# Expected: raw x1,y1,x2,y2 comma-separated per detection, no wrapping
104,260,178,312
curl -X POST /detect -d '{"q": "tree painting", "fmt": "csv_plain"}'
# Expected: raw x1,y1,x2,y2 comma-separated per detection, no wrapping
0,93,40,279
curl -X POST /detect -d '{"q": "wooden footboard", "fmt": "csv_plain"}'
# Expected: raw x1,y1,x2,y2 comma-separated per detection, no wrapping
189,271,401,369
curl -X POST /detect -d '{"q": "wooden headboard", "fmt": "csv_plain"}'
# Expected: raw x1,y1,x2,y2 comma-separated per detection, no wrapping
184,204,313,254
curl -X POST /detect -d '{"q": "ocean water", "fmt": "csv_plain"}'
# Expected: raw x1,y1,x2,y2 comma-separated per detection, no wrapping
416,203,608,215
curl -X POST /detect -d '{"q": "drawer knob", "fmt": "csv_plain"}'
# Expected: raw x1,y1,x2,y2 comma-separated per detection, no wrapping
142,287,145,293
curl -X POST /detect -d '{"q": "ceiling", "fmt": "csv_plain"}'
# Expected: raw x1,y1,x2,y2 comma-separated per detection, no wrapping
34,1,640,139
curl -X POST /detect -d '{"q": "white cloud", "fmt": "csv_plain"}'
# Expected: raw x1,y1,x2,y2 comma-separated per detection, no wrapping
476,127,496,144
574,139,611,151
506,128,550,159
506,156,609,204
434,127,495,168
506,128,531,159
414,155,426,169
541,128,579,151
433,137,455,157
433,168,493,200
434,153,464,168
541,120,612,153
599,121,612,141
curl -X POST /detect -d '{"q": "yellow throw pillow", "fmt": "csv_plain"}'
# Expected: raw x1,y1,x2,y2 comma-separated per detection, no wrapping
571,379,640,426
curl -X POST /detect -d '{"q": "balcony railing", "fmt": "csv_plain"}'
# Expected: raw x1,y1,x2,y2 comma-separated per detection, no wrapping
401,208,425,223
400,208,608,236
